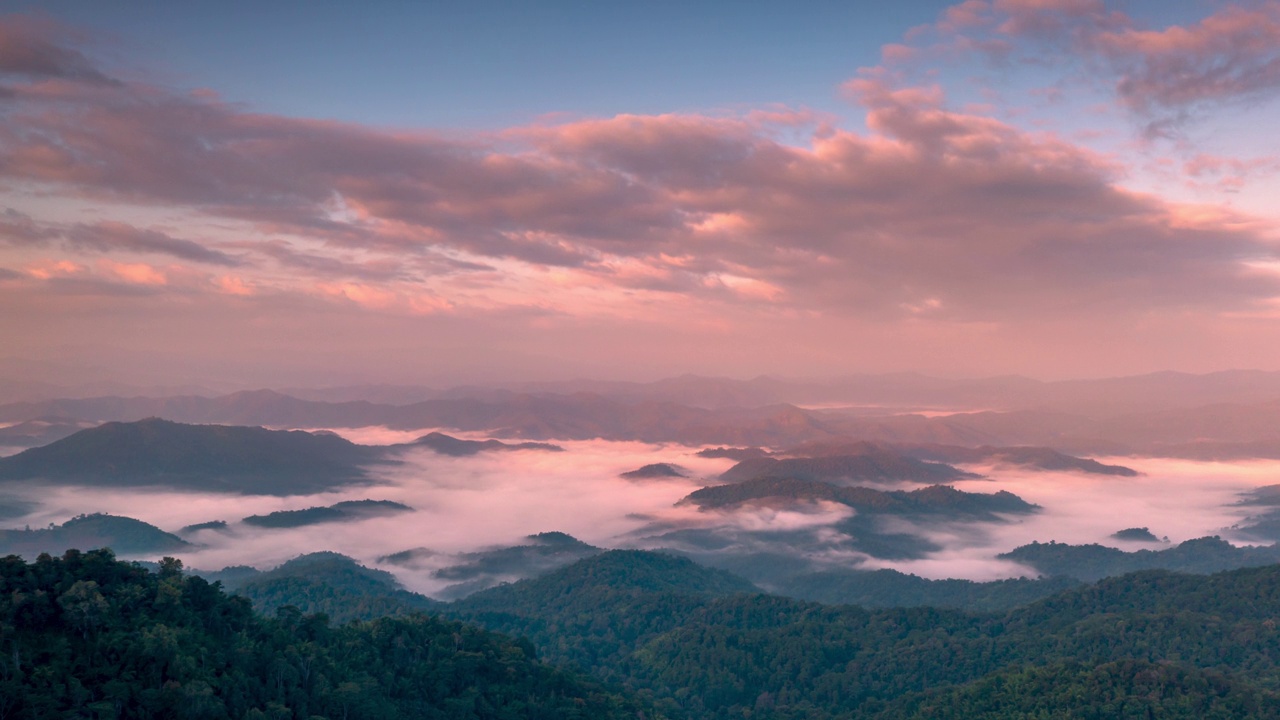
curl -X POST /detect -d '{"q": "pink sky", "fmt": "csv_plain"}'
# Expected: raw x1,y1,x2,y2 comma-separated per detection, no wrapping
2,2,1280,388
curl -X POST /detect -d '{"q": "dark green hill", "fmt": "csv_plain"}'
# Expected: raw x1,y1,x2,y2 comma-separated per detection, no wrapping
241,499,412,529
1,549,653,719
719,451,977,484
620,462,687,479
19,544,1280,719
0,417,386,494
213,552,440,623
403,431,564,456
898,443,1139,476
0,513,188,557
1000,536,1280,581
781,440,1137,476
696,446,770,460
448,550,760,683
777,568,1081,611
179,520,229,534
1111,526,1164,542
442,547,1280,719
882,660,1280,719
457,549,759,614
624,564,1280,719
411,532,603,600
682,477,1037,519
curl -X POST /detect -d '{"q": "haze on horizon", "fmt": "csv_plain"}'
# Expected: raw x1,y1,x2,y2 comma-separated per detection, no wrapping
3,1,1280,389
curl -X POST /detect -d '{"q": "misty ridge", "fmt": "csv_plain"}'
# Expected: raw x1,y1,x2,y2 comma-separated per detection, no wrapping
10,370,1280,459
9,371,1280,718
2,370,1280,601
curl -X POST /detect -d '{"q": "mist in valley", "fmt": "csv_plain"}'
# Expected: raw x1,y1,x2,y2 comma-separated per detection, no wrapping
5,421,1279,599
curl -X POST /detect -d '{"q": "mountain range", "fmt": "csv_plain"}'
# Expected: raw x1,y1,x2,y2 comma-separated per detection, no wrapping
0,417,387,494
6,380,1280,456
11,368,1280,413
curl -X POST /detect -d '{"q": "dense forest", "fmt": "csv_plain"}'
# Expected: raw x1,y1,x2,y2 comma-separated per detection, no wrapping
9,547,1280,718
447,551,1280,719
0,549,649,719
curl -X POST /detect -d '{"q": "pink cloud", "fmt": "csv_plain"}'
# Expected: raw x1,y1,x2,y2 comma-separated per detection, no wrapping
0,13,1277,332
868,0,1280,140
99,259,167,286
25,259,85,280
940,0,992,32
0,14,112,84
1183,152,1280,193
1093,3,1280,113
67,221,241,266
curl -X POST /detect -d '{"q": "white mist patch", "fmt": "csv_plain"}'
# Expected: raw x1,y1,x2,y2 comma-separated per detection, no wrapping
6,442,1280,590
373,443,713,552
9,483,401,535
861,457,1280,580
860,551,1042,582
0,438,737,596
950,458,1275,547
697,501,855,533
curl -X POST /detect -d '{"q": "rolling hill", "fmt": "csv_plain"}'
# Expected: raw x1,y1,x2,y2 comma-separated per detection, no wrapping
0,417,387,494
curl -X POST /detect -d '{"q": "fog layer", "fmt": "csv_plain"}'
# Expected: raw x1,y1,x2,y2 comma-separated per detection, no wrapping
5,431,1277,597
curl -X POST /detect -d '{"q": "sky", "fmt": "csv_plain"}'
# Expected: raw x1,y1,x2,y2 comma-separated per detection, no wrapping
2,0,1280,388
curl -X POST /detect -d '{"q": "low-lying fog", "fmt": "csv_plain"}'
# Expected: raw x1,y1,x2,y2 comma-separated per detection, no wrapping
5,424,1279,597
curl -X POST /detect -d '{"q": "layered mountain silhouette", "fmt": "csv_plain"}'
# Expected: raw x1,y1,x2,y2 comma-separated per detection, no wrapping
717,451,978,485
197,551,440,623
6,378,1280,456
1110,527,1163,542
401,431,564,456
0,513,189,557
0,416,94,449
383,531,605,599
620,462,687,479
999,536,1280,581
241,499,412,528
0,417,387,494
681,478,1038,519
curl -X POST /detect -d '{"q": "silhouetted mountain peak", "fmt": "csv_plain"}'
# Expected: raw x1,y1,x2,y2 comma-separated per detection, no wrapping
620,463,687,479
0,418,384,494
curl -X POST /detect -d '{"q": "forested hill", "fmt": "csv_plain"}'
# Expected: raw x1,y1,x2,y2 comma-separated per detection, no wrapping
11,547,1280,718
207,552,442,624
0,418,385,494
447,551,1280,719
0,549,652,719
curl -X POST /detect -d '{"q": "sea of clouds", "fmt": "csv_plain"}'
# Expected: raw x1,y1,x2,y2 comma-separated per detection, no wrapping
4,425,1277,597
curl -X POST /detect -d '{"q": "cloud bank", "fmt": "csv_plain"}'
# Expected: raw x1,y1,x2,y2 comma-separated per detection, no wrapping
4,430,1277,596
2,7,1280,384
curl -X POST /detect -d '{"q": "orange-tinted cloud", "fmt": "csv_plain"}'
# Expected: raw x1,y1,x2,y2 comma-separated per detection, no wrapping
1094,3,1280,114
1,12,1279,384
99,260,167,285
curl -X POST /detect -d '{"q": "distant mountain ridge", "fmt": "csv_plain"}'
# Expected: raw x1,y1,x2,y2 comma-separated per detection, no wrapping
999,536,1280,581
241,500,413,528
717,451,978,484
8,383,1280,455
402,431,564,456
0,513,189,557
0,417,386,494
681,478,1038,518
205,551,441,623
422,369,1280,414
